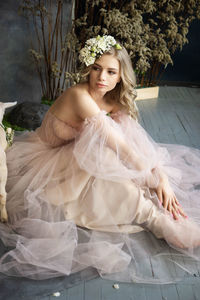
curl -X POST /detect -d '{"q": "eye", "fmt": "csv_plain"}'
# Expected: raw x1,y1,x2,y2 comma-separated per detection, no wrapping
108,71,116,75
92,66,100,71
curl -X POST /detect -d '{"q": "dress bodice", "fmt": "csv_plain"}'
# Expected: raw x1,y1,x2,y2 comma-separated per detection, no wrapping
36,110,121,148
36,111,80,147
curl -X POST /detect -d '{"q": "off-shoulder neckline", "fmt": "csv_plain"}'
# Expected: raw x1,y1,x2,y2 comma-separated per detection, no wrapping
48,109,123,131
48,111,82,132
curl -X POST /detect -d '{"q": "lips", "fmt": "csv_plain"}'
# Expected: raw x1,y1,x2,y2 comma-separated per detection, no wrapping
97,83,107,88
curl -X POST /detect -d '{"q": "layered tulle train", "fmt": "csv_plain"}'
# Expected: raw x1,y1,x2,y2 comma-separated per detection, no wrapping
0,110,200,283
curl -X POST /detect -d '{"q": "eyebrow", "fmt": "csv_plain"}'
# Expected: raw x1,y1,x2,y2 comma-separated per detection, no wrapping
94,63,118,71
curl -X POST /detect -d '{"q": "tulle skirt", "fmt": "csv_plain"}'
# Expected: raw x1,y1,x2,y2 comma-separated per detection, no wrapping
0,111,200,283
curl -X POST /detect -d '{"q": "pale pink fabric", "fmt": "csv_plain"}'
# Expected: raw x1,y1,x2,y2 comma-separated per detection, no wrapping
0,110,200,283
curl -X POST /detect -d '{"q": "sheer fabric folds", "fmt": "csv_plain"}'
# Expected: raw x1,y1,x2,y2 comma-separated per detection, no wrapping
0,110,200,283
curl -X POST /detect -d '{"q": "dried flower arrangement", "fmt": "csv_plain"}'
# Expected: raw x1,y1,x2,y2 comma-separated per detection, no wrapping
73,0,200,87
19,0,200,101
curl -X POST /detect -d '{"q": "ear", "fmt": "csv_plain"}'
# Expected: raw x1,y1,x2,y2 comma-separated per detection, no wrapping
3,101,17,109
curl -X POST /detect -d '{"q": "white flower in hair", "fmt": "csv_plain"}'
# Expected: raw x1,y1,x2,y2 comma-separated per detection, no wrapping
79,35,122,66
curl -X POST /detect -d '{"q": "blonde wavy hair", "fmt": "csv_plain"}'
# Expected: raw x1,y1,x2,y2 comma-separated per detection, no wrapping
80,45,138,120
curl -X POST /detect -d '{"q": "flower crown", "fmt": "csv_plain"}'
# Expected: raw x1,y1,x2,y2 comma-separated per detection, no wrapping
79,35,122,66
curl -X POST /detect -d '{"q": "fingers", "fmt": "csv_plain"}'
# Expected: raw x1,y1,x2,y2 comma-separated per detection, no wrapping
174,197,180,206
171,196,179,213
162,190,172,211
156,183,188,220
172,209,179,220
165,197,178,219
163,197,168,210
171,195,187,218
161,192,187,220
177,204,187,218
156,187,163,204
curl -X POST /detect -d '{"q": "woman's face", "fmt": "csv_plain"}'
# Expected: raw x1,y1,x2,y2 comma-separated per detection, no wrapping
88,54,121,93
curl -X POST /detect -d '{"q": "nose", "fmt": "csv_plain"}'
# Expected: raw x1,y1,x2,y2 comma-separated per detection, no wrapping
99,70,106,81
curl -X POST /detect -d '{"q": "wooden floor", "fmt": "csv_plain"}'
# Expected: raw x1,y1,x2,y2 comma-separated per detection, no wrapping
1,86,200,300
138,86,200,149
37,277,200,300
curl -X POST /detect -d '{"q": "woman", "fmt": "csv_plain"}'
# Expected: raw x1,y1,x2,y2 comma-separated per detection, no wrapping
0,35,200,283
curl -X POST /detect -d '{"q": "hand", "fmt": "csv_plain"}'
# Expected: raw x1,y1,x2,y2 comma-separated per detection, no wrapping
156,177,187,220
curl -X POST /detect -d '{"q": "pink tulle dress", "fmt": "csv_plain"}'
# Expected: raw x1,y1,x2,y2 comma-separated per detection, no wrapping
0,109,200,283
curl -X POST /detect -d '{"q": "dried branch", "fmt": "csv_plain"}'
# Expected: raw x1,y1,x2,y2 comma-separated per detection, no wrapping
19,0,73,100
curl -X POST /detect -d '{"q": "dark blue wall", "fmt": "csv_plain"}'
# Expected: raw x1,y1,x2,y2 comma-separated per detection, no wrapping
160,19,200,86
0,0,41,104
0,0,72,104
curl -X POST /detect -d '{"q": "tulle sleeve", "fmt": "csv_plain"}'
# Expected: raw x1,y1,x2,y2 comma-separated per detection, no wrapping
73,111,173,187
111,111,183,186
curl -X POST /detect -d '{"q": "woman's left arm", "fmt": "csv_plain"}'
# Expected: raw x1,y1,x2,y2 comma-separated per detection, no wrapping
153,168,187,220
111,111,187,220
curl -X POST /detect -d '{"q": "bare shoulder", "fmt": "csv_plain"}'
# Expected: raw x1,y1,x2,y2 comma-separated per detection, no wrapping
68,83,101,119
50,83,101,122
68,83,91,102
67,83,89,101
52,83,88,103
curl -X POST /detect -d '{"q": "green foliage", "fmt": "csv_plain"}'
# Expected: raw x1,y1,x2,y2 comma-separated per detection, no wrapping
3,114,28,131
41,96,54,106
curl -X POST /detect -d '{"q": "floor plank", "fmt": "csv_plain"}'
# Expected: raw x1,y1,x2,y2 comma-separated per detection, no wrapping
66,283,84,300
84,278,103,300
144,285,162,300
193,282,200,300
161,284,179,300
176,283,196,300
